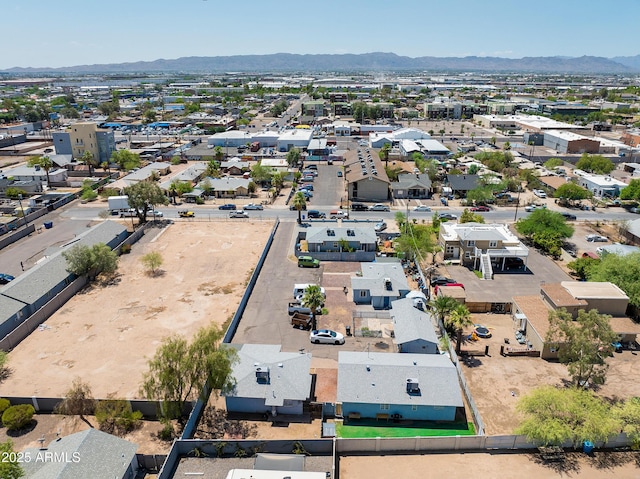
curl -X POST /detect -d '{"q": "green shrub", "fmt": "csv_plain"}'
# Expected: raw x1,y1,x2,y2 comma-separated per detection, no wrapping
95,398,142,436
158,420,174,441
195,197,204,205
2,404,35,430
171,157,181,165
0,398,10,416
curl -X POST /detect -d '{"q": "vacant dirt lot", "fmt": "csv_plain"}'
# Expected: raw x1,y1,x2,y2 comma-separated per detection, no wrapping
340,451,640,479
459,312,640,435
0,221,273,399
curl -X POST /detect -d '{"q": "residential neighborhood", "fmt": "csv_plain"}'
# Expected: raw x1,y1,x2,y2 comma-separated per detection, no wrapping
3,22,640,478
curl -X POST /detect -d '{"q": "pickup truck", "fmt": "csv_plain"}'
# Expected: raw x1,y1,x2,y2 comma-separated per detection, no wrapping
178,210,195,218
288,301,321,316
291,312,313,330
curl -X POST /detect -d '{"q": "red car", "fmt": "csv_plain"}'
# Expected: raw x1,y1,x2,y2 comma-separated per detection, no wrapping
470,205,490,212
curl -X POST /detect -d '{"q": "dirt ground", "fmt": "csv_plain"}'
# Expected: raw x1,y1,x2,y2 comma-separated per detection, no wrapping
340,451,640,479
458,312,640,435
0,413,168,455
0,221,273,399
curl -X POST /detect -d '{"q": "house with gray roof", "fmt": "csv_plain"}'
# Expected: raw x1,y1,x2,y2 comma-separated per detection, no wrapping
21,428,138,479
298,225,377,261
391,173,432,199
446,174,481,197
224,344,312,416
336,351,464,422
196,176,251,198
3,164,68,185
390,298,439,354
351,262,409,309
0,221,127,343
221,158,250,175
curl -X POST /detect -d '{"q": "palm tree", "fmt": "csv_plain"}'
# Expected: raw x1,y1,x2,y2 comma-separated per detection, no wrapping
27,155,53,188
302,285,325,330
379,143,391,167
429,295,459,327
291,192,306,224
168,181,179,205
271,172,284,194
81,150,96,176
447,304,473,355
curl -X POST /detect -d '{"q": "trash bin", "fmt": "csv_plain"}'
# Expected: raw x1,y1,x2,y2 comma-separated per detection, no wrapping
583,441,594,454
44,221,53,229
345,326,351,337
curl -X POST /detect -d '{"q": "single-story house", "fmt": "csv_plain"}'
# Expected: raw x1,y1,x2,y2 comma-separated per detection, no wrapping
513,281,640,359
299,226,377,254
195,177,251,198
224,344,312,416
574,170,627,198
3,164,68,185
336,351,464,422
391,173,432,199
352,262,410,309
390,297,439,354
21,428,138,479
221,158,251,176
445,174,481,197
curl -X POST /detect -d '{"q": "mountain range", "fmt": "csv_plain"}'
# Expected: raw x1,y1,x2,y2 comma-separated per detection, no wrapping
3,52,640,74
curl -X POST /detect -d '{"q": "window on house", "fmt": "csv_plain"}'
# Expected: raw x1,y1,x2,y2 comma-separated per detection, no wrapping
489,240,498,248
446,245,455,254
359,290,367,298
465,251,471,259
411,405,418,411
467,240,475,247
380,404,390,410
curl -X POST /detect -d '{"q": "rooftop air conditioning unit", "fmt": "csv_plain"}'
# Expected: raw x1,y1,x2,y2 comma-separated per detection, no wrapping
406,378,420,393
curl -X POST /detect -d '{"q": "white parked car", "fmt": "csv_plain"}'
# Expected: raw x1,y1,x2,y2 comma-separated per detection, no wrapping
586,234,608,242
243,203,264,210
369,203,390,212
229,211,249,218
413,205,432,212
309,329,345,345
533,189,547,198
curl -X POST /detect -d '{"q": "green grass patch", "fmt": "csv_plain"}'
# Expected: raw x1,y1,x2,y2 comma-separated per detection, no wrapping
473,270,483,278
336,421,475,438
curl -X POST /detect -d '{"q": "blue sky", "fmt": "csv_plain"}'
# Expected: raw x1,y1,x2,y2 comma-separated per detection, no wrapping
3,0,639,69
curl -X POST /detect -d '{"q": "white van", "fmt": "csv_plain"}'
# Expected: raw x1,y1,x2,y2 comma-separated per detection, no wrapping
293,283,326,299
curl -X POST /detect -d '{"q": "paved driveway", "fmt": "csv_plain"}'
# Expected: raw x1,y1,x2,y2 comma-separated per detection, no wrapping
444,248,572,304
232,221,395,359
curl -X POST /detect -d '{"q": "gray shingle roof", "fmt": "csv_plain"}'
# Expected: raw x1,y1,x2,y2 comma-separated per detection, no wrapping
224,344,312,406
446,174,480,192
392,173,432,191
351,263,409,296
390,298,439,345
337,351,463,408
21,428,138,479
197,176,251,192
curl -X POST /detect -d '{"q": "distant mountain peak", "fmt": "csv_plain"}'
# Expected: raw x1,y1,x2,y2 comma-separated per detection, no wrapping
2,52,637,74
